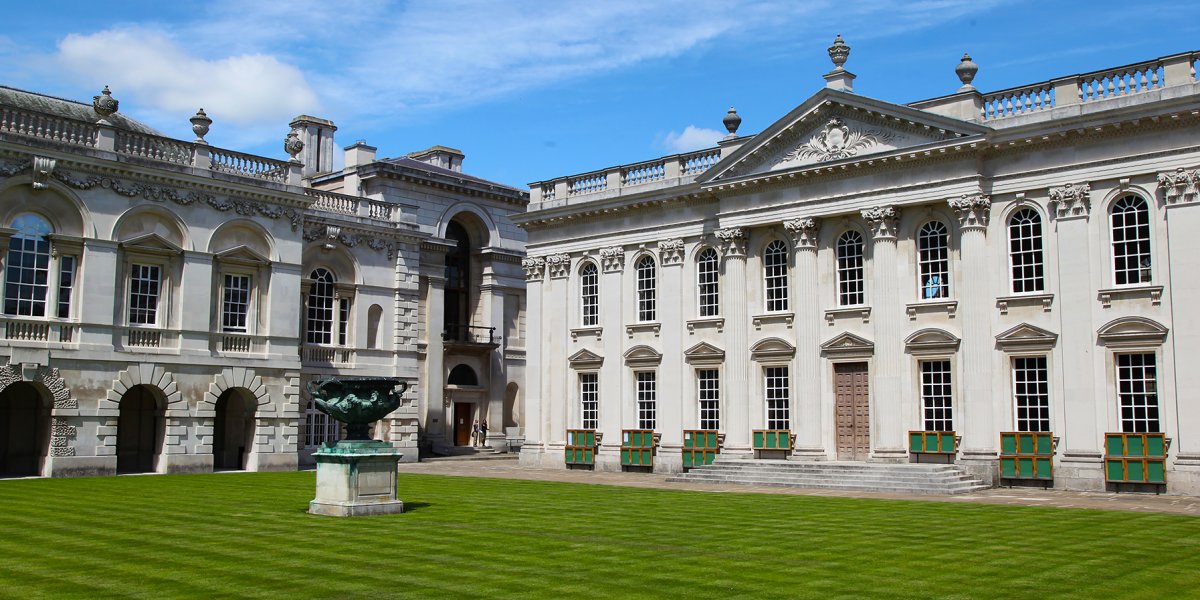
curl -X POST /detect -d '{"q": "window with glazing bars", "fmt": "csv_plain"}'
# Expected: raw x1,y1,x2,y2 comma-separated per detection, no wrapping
765,366,789,430
697,248,719,317
921,360,953,431
1013,356,1050,432
222,274,251,332
1111,195,1152,285
918,222,950,299
636,371,656,430
1008,209,1045,293
580,372,598,430
1117,353,1159,433
306,268,335,344
304,398,340,447
128,264,161,325
636,256,656,322
338,298,351,346
836,230,864,306
697,369,719,430
580,262,599,327
4,214,52,317
764,240,789,312
56,256,75,319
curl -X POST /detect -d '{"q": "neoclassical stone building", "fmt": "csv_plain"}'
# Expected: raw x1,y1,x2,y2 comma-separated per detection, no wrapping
0,85,526,477
518,41,1200,493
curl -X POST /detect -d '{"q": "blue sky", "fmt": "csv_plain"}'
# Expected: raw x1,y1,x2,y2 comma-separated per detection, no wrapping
1,1,1197,188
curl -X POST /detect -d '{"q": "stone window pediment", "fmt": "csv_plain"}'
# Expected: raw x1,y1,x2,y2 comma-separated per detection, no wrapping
819,332,874,357
684,341,725,365
1097,316,1167,348
750,337,796,362
568,348,604,370
995,323,1058,352
622,345,662,368
120,232,184,256
904,328,960,355
214,245,270,266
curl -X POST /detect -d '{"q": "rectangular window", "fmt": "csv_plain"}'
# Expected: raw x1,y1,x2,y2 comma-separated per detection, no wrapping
128,263,161,325
221,274,251,332
338,298,350,346
56,256,76,319
580,373,599,430
697,249,719,317
581,265,599,327
4,234,51,317
764,241,789,312
636,371,656,430
637,258,656,322
1117,353,1159,433
304,399,340,448
765,366,789,430
918,222,950,300
837,232,865,306
697,369,720,430
1013,356,1050,432
921,360,953,431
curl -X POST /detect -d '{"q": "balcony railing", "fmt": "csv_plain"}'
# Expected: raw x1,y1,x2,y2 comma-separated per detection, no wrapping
120,326,179,351
305,189,398,223
0,317,76,344
443,324,497,345
532,146,723,203
213,332,268,355
301,344,355,365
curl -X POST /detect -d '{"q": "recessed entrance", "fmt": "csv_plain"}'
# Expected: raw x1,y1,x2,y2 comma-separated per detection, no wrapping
214,389,256,470
117,385,164,474
834,362,870,461
453,402,473,446
0,382,50,477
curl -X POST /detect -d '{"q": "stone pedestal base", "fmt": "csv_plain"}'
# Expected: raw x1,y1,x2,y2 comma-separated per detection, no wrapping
309,440,405,517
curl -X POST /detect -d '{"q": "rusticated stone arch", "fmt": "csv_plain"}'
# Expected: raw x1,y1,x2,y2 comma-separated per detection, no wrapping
0,363,75,409
202,367,272,415
102,363,182,412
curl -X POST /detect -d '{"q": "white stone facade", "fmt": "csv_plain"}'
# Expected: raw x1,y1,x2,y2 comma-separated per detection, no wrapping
518,46,1200,494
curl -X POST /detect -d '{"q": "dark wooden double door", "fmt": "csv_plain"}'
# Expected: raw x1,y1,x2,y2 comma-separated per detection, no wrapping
834,362,870,461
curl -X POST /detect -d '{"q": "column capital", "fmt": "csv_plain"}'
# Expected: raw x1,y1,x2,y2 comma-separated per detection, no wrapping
658,238,685,266
783,217,820,250
948,194,991,230
1049,182,1091,219
597,246,625,272
544,253,571,279
861,205,901,240
1158,167,1200,205
714,227,747,257
521,257,546,282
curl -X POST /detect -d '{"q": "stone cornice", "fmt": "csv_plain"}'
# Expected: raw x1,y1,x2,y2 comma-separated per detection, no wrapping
1049,183,1091,219
354,162,528,206
948,194,991,230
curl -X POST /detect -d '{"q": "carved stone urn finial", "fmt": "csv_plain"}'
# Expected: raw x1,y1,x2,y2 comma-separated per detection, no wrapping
92,85,119,121
723,106,742,138
190,108,212,143
828,34,850,72
284,129,304,161
956,53,979,91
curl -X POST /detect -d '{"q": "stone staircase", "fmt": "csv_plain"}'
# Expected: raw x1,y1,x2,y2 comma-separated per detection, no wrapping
667,458,988,495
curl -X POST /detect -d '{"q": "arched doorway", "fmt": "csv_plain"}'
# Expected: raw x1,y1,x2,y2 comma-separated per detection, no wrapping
213,388,257,470
0,382,50,477
117,385,164,474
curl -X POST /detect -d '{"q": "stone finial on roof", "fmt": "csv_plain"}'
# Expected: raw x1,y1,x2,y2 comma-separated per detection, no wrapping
823,35,856,92
723,107,742,138
190,108,211,143
828,34,850,72
956,53,979,92
92,85,118,122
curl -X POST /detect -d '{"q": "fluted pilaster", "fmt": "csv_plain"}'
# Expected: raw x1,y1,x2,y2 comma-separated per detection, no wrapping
862,206,906,457
786,218,824,457
949,195,995,460
716,227,750,451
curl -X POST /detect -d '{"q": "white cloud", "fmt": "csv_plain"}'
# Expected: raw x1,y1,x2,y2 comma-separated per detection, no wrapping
663,126,725,153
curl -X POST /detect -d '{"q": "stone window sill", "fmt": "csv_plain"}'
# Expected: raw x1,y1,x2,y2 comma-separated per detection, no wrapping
752,312,794,329
1098,285,1163,308
996,293,1053,314
686,317,724,334
824,306,871,325
570,326,602,341
906,300,957,319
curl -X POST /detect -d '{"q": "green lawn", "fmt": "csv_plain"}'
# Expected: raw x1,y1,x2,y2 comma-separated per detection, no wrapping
0,472,1196,599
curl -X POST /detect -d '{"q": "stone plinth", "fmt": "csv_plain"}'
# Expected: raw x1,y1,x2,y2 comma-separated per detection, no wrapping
308,440,404,517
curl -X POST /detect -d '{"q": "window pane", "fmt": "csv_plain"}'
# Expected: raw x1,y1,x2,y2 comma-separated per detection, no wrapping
697,248,719,317
1008,209,1045,293
306,269,335,344
580,263,599,327
221,274,251,332
697,369,720,430
764,241,789,312
921,360,953,431
1111,196,1152,285
836,231,864,306
580,373,598,430
637,371,656,430
765,366,789,430
56,256,75,319
4,214,52,317
128,264,161,325
918,222,950,299
637,256,656,322
1013,356,1050,432
1117,353,1159,433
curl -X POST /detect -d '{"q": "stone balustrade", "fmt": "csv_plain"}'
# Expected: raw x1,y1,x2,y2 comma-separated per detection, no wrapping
0,106,97,147
209,147,289,183
304,188,397,222
116,129,194,165
533,146,722,203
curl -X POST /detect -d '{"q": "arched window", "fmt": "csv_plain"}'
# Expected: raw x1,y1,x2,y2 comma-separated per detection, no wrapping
580,262,598,327
306,268,335,345
1008,208,1045,293
444,221,472,337
4,214,53,317
636,255,656,322
448,364,479,386
836,231,864,306
1111,195,1151,285
917,221,950,300
764,240,789,312
696,248,719,317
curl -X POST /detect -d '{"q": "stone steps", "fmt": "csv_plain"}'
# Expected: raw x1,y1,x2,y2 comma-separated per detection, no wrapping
667,459,988,495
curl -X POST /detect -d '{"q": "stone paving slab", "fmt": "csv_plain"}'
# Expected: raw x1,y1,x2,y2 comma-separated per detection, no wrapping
397,458,1200,516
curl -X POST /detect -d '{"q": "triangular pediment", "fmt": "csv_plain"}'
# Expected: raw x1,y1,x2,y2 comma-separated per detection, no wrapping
622,345,662,367
214,245,270,264
819,331,874,356
904,328,960,355
995,323,1058,351
750,337,796,362
700,89,988,184
684,341,725,365
119,232,183,255
568,348,604,369
1097,317,1167,348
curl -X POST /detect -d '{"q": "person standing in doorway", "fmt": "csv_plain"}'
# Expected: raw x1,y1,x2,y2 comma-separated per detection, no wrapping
471,419,481,447
480,420,488,448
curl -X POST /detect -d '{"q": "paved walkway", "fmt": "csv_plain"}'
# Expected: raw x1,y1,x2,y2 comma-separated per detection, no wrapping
398,457,1200,516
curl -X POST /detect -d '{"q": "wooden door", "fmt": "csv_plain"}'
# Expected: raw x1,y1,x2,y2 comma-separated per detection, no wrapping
834,362,870,461
453,403,472,446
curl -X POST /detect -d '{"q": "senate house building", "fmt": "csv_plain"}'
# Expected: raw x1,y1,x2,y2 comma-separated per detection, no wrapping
0,85,527,477
517,39,1200,494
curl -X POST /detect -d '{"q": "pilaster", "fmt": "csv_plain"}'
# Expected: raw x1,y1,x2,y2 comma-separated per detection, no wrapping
862,206,906,458
715,227,750,451
658,239,685,452
545,254,571,448
785,218,824,458
1159,168,1200,462
948,194,996,463
519,258,545,456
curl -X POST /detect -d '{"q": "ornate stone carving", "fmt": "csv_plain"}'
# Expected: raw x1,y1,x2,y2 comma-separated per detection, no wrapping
31,156,56,189
783,217,820,249
714,227,747,257
1049,183,1091,218
861,205,901,239
0,159,29,177
1158,167,1200,204
284,129,304,160
598,246,625,272
190,108,212,143
780,117,896,164
521,257,546,281
92,85,118,120
658,238,685,265
948,194,991,229
545,253,571,279
828,34,850,71
303,223,401,258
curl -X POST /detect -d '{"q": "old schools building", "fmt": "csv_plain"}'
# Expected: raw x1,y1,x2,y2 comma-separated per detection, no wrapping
518,39,1200,494
0,86,526,477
